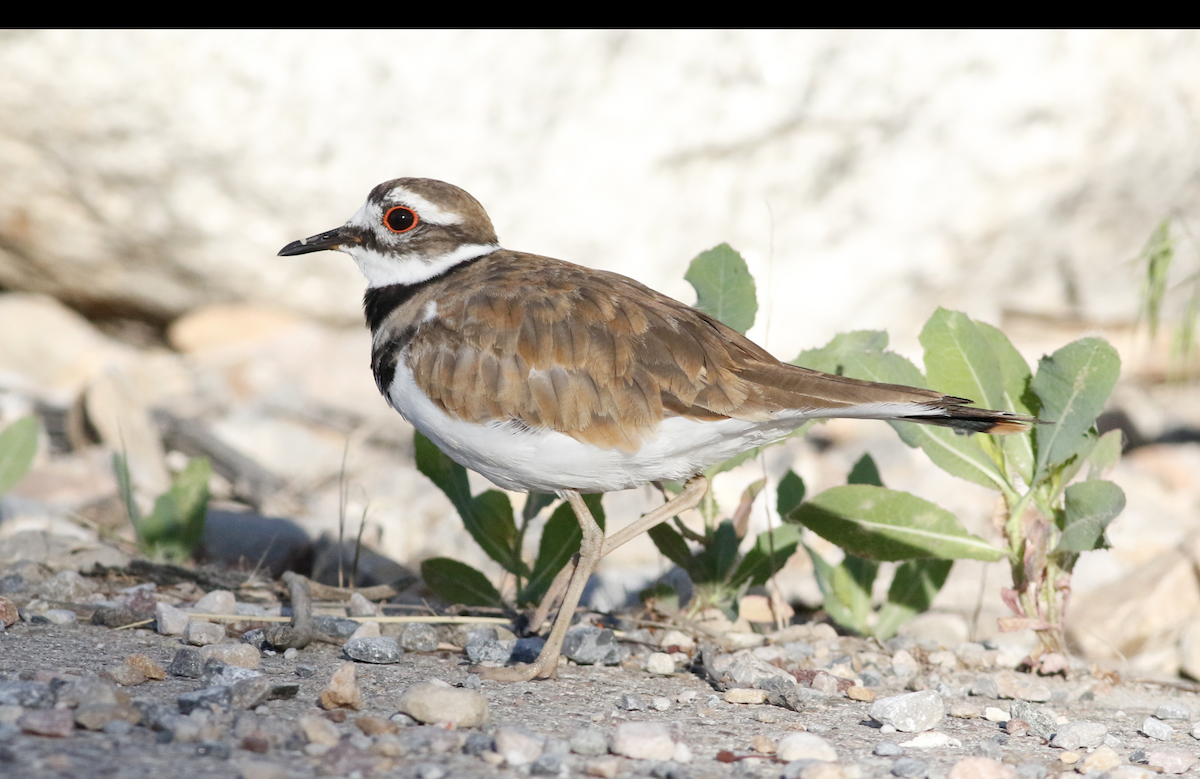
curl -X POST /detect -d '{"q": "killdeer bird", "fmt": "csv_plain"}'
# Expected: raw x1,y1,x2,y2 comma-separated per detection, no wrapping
280,178,1033,681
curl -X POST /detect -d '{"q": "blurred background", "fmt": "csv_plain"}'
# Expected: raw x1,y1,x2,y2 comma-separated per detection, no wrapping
2,30,1199,673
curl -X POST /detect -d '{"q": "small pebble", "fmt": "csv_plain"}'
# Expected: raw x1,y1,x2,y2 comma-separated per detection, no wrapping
1005,719,1029,737
100,663,146,687
397,681,488,727
1140,716,1175,741
901,732,960,749
995,674,1051,702
192,590,237,615
348,620,381,640
348,592,377,617
355,716,398,736
658,630,695,652
168,648,204,678
584,756,621,778
569,727,608,756
1081,745,1121,773
1059,752,1080,764
298,715,339,746
869,690,946,733
677,690,697,704
848,685,875,702
155,602,189,635
184,621,225,646
777,731,837,762
755,709,779,723
200,643,260,669
892,756,929,778
343,636,402,664
752,734,776,754
651,697,671,711
984,707,1009,722
0,597,18,627
561,626,623,665
1148,746,1198,774
949,702,981,719
18,708,74,737
1049,721,1107,750
948,757,1017,779
724,688,768,705
126,654,166,680
617,693,645,711
646,652,675,675
611,721,681,761
400,623,439,653
239,761,287,779
319,662,363,710
1009,701,1056,738
1155,703,1191,721
875,741,903,756
1014,764,1046,779
494,725,544,766
43,609,77,625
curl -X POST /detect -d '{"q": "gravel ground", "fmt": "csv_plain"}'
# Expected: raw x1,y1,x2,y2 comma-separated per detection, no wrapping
4,590,1200,779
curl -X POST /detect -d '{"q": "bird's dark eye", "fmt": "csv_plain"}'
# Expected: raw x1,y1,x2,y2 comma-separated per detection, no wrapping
384,206,418,233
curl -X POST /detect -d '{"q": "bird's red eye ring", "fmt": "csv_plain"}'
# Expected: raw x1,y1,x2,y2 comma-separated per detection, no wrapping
384,206,418,233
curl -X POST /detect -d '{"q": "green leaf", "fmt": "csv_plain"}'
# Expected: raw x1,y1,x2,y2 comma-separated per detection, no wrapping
523,493,556,522
730,524,801,588
648,523,693,571
788,484,1003,562
467,490,523,576
1137,220,1174,339
685,243,757,334
805,544,874,635
847,453,883,487
415,431,523,575
874,559,953,640
0,416,38,496
1056,480,1126,553
692,520,741,584
1086,429,1124,480
920,308,1006,412
976,321,1036,480
420,557,506,608
137,458,211,561
777,470,806,517
525,494,605,604
1031,338,1121,481
113,451,141,527
793,330,890,375
837,348,1008,491
414,431,473,517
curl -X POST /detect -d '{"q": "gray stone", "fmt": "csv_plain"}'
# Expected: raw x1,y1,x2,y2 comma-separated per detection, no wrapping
893,756,929,777
618,693,646,711
465,638,513,665
570,727,609,756
0,681,53,709
155,602,189,635
875,741,904,756
169,648,206,678
530,752,564,775
312,615,361,639
348,592,377,617
343,636,402,664
184,620,225,646
1010,701,1057,739
611,721,678,761
38,570,94,602
970,678,1000,699
177,686,232,714
201,660,261,687
192,590,237,615
870,690,946,733
862,669,885,688
399,623,439,653
1140,717,1175,741
512,637,545,663
1050,721,1107,750
1015,764,1047,779
709,649,795,688
561,626,624,665
1148,747,1197,774
463,731,495,756
54,675,118,707
240,628,267,649
43,609,77,625
1154,703,1191,721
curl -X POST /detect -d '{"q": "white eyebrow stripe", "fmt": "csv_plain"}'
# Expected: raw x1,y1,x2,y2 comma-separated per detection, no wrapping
385,187,463,226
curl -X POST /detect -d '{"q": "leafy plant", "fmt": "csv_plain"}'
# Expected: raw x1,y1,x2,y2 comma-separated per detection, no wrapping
416,431,605,609
115,454,212,562
0,416,39,496
784,311,1124,667
1135,219,1200,379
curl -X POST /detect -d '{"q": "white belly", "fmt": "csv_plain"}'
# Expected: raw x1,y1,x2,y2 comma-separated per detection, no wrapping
386,361,806,494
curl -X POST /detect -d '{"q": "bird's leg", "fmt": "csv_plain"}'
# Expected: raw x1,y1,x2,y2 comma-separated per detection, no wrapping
471,489,604,682
525,557,577,635
601,475,709,556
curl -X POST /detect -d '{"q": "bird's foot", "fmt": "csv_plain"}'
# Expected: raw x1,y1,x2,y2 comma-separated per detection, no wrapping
469,656,559,682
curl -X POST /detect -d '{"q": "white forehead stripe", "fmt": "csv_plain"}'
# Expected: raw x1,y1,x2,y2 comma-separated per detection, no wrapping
384,186,464,226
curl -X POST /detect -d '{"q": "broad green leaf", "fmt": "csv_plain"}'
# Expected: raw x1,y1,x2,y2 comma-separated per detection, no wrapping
685,243,757,334
792,330,890,375
0,416,38,495
467,490,522,576
847,453,883,487
1086,429,1124,480
647,523,693,572
523,493,556,522
839,349,1008,491
420,557,506,608
526,494,605,604
1056,480,1126,553
777,470,806,517
692,520,740,584
138,458,211,560
874,559,953,640
1031,338,1120,481
976,321,1036,480
730,524,801,588
805,544,875,635
414,431,473,517
920,308,1006,412
788,484,1003,562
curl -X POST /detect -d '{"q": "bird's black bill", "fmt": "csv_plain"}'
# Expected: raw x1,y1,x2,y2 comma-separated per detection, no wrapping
278,227,350,256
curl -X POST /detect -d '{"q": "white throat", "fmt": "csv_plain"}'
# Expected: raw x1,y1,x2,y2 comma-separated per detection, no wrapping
346,242,500,288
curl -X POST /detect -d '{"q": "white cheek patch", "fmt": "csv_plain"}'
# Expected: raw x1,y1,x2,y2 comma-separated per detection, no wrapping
422,300,438,322
347,242,501,288
385,187,464,226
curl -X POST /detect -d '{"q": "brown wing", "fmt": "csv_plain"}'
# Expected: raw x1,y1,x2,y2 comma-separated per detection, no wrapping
405,252,1032,452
